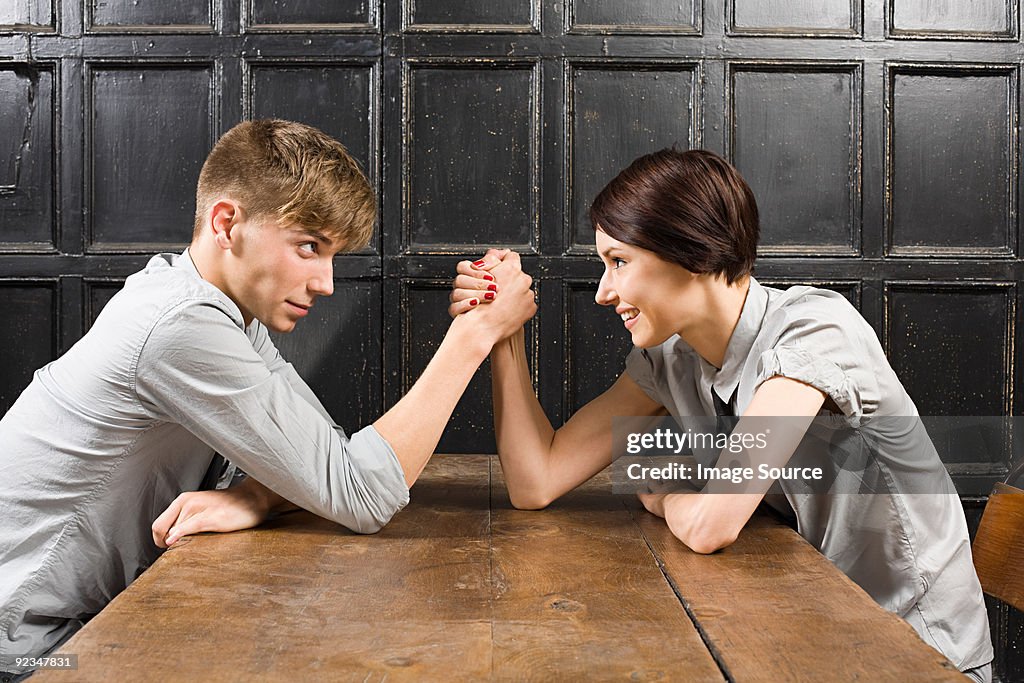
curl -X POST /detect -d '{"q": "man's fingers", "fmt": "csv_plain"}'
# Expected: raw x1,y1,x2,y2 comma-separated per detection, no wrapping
151,495,186,548
164,512,212,546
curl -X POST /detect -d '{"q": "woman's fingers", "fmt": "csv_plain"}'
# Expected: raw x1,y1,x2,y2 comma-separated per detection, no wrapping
448,298,482,317
450,288,495,305
453,273,497,291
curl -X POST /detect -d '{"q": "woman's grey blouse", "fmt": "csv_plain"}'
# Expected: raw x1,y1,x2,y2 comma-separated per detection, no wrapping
625,277,992,671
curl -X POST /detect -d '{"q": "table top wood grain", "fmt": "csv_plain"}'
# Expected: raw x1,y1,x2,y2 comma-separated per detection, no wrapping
37,455,966,682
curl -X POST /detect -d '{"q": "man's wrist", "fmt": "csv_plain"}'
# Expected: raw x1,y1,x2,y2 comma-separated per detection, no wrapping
234,478,275,516
449,313,499,361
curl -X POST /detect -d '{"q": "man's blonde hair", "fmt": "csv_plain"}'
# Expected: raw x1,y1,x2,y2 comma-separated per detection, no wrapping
193,119,375,250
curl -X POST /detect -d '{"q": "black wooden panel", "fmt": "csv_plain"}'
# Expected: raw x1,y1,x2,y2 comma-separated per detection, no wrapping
247,61,377,187
404,62,538,252
248,0,373,28
568,0,699,33
569,63,697,250
406,0,536,30
400,280,536,453
888,66,1016,256
757,279,861,309
88,64,213,252
89,0,212,30
730,0,855,34
84,279,124,327
269,281,382,435
0,281,57,414
730,64,859,256
565,281,633,412
885,282,1014,416
891,0,1014,38
0,1,53,28
0,64,55,250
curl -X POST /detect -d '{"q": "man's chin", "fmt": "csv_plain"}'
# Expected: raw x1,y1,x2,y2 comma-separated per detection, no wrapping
262,317,297,334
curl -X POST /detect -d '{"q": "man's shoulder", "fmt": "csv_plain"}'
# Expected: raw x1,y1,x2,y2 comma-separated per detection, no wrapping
104,253,243,331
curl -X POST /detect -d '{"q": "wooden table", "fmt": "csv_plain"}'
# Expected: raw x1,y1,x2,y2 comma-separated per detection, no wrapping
38,455,965,681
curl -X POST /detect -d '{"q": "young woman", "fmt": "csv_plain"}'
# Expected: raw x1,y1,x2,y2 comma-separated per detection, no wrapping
450,149,993,681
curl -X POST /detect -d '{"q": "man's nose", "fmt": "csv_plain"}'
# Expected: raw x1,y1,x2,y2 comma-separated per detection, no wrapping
311,258,334,296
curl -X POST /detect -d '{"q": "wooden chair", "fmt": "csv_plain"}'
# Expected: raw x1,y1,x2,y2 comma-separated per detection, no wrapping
973,481,1024,611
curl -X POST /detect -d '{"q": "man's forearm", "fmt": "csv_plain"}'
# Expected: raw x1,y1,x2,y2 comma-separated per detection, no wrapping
374,314,493,487
234,476,297,514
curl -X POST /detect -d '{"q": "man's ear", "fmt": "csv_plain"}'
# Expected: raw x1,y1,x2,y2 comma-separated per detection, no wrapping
209,199,242,250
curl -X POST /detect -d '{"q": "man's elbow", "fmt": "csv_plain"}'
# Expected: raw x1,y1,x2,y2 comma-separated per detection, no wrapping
349,518,386,534
334,496,405,535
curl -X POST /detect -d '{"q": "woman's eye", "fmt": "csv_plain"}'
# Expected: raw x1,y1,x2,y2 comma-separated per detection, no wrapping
613,258,626,269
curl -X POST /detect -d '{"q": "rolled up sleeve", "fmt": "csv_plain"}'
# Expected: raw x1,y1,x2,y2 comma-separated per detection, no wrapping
133,301,409,534
754,301,881,422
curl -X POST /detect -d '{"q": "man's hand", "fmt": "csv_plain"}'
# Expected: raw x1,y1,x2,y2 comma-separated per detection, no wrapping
151,477,276,548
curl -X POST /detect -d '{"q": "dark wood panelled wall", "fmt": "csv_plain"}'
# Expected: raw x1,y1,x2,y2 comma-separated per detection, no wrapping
1,0,1022,676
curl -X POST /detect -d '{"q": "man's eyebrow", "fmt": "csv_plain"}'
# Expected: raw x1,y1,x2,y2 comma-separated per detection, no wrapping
293,227,333,244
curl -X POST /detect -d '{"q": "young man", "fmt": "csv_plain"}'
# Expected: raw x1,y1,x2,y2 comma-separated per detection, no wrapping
0,119,535,679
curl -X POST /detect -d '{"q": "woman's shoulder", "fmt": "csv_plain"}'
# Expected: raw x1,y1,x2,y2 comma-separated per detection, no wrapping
760,283,877,351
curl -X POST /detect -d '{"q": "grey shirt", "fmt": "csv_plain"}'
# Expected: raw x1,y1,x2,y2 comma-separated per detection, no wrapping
625,277,993,671
0,250,409,671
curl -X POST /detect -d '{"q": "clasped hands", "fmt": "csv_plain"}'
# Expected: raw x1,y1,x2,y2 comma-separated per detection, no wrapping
447,249,537,343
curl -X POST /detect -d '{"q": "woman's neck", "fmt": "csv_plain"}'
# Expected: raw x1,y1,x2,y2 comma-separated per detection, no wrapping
678,276,750,370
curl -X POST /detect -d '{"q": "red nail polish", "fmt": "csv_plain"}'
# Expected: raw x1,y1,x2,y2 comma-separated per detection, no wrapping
469,298,479,306
472,259,486,267
484,292,495,300
483,274,494,281
487,284,497,292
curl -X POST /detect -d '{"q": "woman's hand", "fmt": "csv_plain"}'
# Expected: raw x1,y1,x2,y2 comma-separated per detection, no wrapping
448,248,510,317
151,477,277,548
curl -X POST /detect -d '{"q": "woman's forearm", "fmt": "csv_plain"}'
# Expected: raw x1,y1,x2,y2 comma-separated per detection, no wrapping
490,328,558,508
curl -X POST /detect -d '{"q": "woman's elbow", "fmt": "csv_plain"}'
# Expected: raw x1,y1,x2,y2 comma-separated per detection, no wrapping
508,488,554,511
685,528,738,555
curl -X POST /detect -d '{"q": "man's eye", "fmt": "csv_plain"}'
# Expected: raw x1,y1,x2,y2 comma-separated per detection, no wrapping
299,242,317,254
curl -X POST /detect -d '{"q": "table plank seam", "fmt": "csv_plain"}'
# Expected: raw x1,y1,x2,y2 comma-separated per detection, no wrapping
626,502,734,683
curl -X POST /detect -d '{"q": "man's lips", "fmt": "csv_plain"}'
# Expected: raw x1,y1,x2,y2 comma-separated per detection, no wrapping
286,301,311,316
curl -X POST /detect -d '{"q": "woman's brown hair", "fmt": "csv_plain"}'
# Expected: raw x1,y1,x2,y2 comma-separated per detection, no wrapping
589,148,759,284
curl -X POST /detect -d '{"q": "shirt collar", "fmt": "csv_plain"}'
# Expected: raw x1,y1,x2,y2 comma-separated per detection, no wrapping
172,248,248,330
703,276,769,406
175,247,201,277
